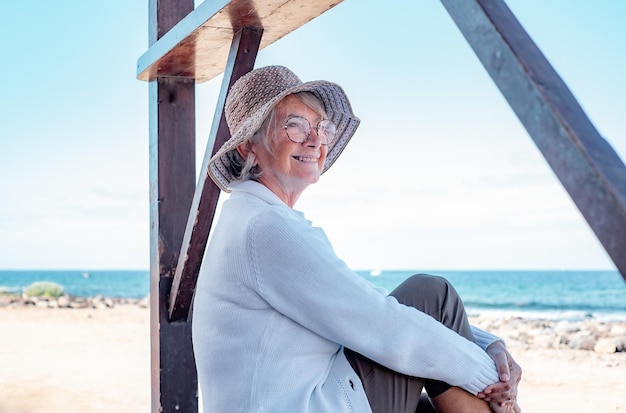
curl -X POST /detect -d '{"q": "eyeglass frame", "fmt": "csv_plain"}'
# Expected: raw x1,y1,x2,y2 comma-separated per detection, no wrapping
283,116,337,145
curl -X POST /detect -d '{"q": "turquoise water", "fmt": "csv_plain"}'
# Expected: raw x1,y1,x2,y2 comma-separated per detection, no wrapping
1,269,625,321
0,270,149,299
357,269,626,321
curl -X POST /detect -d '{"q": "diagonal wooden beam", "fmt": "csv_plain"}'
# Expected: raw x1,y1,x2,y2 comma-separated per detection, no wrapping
441,0,626,280
168,27,263,322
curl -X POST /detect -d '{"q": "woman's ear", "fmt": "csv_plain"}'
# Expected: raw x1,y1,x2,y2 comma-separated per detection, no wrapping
236,141,251,159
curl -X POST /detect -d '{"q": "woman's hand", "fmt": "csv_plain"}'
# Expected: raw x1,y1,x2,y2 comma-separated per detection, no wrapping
490,400,522,413
477,340,522,412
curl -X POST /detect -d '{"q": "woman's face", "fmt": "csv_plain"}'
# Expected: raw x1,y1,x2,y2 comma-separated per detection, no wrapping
245,94,328,206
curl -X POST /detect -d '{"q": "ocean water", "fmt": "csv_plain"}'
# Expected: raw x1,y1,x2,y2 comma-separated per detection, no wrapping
359,269,626,322
1,269,625,321
0,270,149,300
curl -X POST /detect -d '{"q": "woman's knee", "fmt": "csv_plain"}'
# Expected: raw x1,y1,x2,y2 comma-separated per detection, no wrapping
409,274,452,292
390,274,470,333
390,274,455,307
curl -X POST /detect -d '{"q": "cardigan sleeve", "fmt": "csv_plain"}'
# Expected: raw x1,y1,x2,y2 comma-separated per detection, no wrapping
245,208,499,395
471,325,503,350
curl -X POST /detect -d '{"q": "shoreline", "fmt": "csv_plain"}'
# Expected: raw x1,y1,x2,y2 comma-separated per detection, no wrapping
1,304,625,412
0,292,149,309
2,293,625,354
468,314,626,354
466,305,626,322
4,290,626,318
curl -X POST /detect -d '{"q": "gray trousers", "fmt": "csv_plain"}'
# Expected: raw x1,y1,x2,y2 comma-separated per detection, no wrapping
344,274,475,413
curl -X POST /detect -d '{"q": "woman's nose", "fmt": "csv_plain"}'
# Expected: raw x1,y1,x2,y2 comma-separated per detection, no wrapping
305,126,323,148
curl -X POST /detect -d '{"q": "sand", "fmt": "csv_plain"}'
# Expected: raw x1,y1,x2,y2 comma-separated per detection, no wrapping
0,305,150,413
0,305,624,413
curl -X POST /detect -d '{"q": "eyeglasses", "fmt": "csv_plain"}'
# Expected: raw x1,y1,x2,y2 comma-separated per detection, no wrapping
283,116,336,145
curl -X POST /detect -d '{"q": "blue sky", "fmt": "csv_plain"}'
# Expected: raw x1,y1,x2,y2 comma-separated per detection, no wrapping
1,1,624,271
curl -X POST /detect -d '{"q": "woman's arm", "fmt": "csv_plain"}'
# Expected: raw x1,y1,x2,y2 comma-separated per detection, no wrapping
471,325,502,350
247,209,500,395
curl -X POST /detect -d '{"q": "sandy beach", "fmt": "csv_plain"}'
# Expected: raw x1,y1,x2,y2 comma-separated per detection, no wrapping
0,303,624,413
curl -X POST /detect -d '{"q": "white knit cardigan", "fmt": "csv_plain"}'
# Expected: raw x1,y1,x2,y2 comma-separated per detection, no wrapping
192,180,500,413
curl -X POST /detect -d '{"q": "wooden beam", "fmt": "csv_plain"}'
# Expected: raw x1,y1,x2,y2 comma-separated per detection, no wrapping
137,0,342,83
148,0,198,412
169,27,263,322
441,0,626,280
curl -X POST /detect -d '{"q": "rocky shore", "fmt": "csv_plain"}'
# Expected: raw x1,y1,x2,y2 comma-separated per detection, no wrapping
0,293,149,310
1,292,624,355
470,315,626,354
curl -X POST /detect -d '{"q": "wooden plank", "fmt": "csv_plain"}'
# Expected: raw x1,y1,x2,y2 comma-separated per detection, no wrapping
137,0,342,83
148,0,198,411
440,0,626,280
169,27,263,322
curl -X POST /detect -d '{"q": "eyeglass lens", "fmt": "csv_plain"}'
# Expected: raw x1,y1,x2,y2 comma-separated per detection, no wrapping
284,116,336,144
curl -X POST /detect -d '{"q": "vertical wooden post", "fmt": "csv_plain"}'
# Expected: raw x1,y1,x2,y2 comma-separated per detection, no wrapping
148,0,198,412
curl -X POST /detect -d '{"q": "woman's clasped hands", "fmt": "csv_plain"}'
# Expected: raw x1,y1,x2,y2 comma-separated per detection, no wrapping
478,341,522,413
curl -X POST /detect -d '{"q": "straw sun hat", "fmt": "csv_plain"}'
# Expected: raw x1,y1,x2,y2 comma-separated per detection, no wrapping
208,65,360,192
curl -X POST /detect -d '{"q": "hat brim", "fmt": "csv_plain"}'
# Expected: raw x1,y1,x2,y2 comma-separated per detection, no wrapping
208,80,360,192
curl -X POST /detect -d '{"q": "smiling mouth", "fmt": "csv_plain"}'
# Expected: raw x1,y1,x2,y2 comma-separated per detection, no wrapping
293,156,318,162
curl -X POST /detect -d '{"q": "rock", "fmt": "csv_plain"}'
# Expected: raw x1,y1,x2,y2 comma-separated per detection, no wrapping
594,338,619,354
138,296,150,308
70,301,87,309
557,334,570,346
555,320,581,335
24,296,37,305
57,295,70,308
610,325,626,337
0,295,13,307
614,336,626,352
569,332,597,350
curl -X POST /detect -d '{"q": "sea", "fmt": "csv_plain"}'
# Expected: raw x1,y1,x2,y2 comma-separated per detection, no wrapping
1,269,625,322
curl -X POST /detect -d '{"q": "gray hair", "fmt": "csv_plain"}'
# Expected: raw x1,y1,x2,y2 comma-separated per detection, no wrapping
225,92,328,183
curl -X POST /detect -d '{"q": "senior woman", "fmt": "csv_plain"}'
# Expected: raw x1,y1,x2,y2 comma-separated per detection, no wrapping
192,65,522,413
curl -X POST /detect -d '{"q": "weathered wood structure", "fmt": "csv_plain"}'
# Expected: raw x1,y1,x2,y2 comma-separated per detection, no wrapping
137,0,626,411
